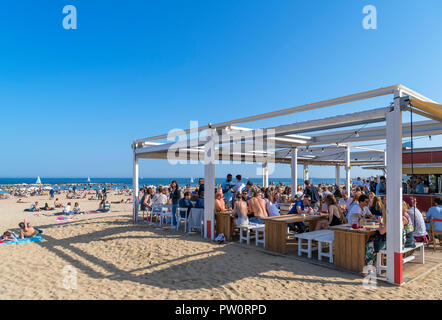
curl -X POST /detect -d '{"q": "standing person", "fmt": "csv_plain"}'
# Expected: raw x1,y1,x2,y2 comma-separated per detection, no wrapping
49,188,55,199
170,180,181,227
303,180,320,211
376,176,386,197
221,174,235,206
198,178,204,193
232,175,245,203
370,177,378,193
102,186,107,201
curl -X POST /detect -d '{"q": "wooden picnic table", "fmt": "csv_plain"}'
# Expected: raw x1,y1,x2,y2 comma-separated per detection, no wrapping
330,223,380,272
215,211,234,241
263,213,329,254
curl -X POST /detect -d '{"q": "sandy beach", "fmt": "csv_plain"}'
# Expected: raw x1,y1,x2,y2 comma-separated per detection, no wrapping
0,192,441,300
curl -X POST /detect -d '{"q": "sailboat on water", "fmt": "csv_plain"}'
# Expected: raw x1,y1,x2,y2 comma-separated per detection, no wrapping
87,177,91,183
190,177,194,183
35,176,42,184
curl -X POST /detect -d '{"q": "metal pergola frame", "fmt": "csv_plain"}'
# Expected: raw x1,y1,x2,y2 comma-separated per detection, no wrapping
132,84,442,285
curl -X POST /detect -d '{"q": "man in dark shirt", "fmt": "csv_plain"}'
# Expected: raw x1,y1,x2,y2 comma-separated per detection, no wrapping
178,192,194,217
303,180,319,210
195,190,204,208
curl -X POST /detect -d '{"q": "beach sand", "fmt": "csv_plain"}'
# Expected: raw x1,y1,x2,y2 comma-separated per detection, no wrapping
0,193,440,300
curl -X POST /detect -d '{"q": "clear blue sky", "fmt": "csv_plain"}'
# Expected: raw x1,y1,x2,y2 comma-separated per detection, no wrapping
1,0,441,179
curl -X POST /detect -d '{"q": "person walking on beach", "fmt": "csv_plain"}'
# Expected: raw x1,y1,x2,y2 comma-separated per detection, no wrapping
170,181,181,227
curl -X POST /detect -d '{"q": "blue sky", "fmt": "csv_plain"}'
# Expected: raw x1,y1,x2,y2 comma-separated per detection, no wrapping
1,0,441,179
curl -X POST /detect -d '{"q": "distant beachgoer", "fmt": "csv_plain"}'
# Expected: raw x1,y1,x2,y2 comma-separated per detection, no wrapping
18,219,41,239
73,202,81,214
1,231,18,241
63,202,72,215
54,198,63,208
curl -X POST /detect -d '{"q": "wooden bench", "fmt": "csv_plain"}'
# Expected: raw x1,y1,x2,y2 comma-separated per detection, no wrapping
376,242,425,275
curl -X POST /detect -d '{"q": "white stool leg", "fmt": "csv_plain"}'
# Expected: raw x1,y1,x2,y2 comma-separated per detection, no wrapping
307,239,312,259
318,241,322,261
420,245,425,264
329,242,333,263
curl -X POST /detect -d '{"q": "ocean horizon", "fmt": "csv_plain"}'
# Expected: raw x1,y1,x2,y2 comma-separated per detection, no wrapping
0,177,350,188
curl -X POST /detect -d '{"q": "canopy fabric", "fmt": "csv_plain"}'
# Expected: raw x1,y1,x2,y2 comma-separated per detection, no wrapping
410,98,442,122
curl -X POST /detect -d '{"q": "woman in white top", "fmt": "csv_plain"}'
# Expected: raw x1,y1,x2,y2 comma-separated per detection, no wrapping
264,190,280,217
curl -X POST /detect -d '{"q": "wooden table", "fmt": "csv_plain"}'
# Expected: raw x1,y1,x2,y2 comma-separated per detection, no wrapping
264,214,329,254
330,224,379,272
215,211,234,241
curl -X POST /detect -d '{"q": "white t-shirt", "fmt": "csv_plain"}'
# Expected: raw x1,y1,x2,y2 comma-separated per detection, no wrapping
339,197,353,209
154,193,168,205
63,205,71,213
347,204,362,225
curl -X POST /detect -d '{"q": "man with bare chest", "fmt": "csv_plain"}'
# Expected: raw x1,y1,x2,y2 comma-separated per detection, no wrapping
248,190,268,224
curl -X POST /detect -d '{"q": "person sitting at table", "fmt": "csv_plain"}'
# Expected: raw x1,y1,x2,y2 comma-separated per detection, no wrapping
233,193,249,226
315,194,346,230
286,195,311,233
248,190,268,224
264,190,280,217
338,190,352,212
405,197,429,243
347,194,370,225
195,190,204,208
426,197,442,239
369,196,383,218
178,191,193,218
215,192,227,213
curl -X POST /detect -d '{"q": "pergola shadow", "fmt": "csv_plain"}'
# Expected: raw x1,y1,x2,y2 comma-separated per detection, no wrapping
30,215,396,291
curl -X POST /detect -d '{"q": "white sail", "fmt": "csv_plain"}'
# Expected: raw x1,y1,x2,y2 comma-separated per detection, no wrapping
36,176,42,184
87,177,91,183
190,177,194,183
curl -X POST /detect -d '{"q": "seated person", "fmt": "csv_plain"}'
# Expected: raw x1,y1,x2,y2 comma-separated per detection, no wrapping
315,194,346,230
195,190,204,208
63,202,72,215
426,197,442,239
72,202,81,214
54,198,64,208
28,201,41,212
347,194,370,225
1,231,18,241
96,201,111,212
17,199,24,203
178,192,193,218
248,190,268,225
41,203,53,211
215,192,227,213
18,219,41,239
287,196,311,233
233,193,249,226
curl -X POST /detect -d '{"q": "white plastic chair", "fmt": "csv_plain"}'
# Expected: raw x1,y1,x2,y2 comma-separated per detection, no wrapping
150,204,162,225
188,208,204,237
159,206,172,227
176,207,190,232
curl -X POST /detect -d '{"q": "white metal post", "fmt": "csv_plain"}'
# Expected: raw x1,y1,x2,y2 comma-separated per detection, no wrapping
335,165,340,186
133,151,139,223
303,164,309,182
262,161,269,188
345,146,351,194
291,147,298,199
386,88,404,285
204,130,215,240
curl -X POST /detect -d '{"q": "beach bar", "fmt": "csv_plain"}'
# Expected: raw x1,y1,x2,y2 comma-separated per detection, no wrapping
132,84,442,285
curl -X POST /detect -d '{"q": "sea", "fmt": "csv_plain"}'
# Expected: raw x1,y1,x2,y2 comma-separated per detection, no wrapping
0,177,346,189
